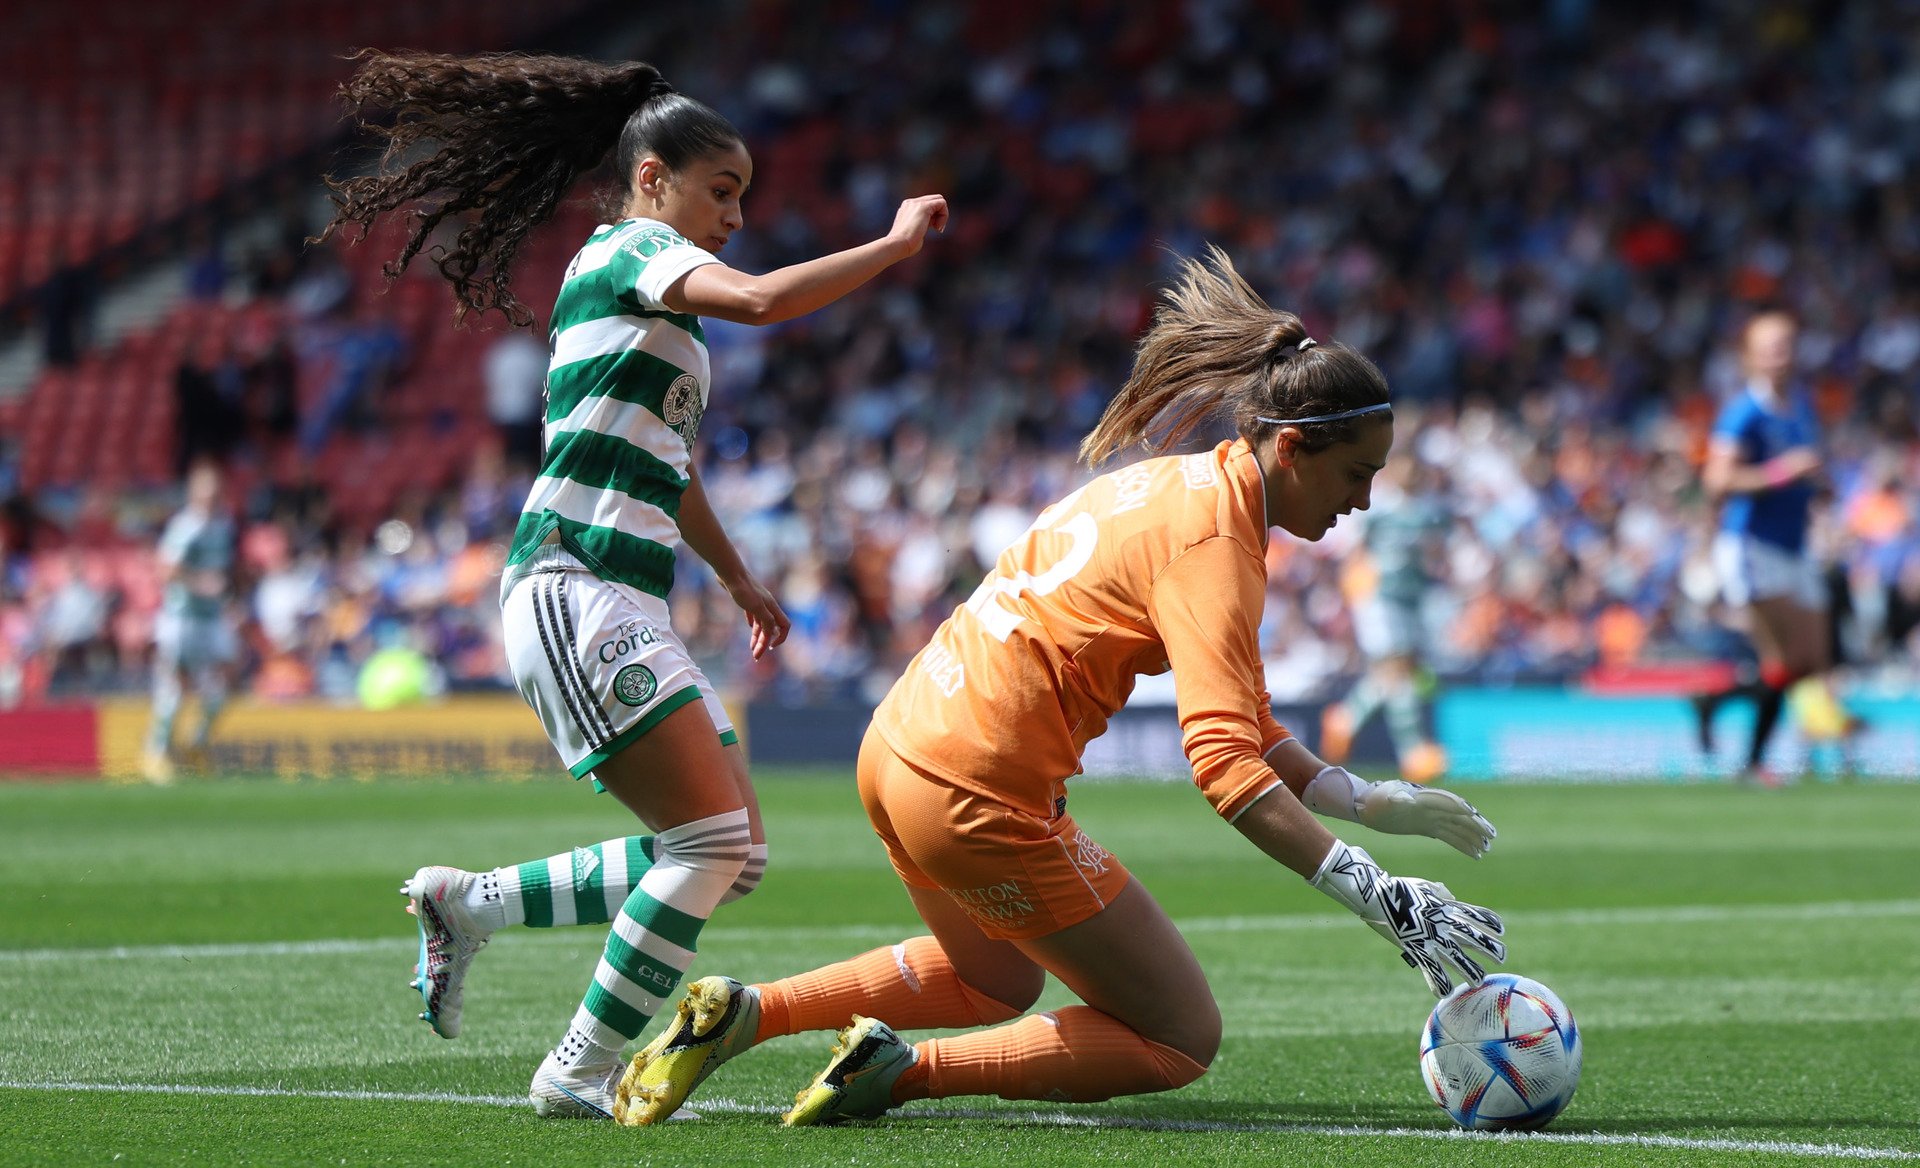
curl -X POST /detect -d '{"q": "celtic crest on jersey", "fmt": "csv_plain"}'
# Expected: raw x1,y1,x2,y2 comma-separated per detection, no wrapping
662,374,705,449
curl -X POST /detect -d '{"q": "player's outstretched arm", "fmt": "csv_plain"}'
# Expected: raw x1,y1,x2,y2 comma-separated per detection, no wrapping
1265,740,1495,858
1231,786,1506,998
1308,839,1506,998
1303,764,1496,859
665,195,948,326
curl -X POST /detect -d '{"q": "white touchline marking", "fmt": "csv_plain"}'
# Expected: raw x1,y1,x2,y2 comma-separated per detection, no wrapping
0,1080,530,1107
0,1080,1914,1161
3,898,1916,964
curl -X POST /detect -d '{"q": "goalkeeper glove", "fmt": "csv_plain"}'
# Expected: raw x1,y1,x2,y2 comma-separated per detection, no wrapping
1310,839,1506,997
1302,765,1496,859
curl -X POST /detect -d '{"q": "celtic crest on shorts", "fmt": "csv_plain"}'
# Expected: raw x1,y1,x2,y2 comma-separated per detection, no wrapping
662,374,704,449
613,663,658,707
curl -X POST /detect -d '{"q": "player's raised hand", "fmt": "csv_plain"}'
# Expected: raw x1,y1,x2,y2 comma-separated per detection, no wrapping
1357,778,1497,859
887,195,948,258
1310,840,1507,998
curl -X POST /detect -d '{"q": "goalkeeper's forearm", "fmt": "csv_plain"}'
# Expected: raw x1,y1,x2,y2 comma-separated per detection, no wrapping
1263,737,1337,801
1263,734,1401,824
1227,780,1340,878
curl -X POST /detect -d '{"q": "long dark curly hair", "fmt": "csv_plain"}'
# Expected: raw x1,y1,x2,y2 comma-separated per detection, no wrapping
316,50,742,327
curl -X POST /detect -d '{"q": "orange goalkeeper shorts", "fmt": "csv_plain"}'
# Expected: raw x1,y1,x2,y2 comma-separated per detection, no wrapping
855,729,1132,941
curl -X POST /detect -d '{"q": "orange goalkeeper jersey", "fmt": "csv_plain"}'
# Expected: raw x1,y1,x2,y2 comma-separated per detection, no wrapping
872,438,1293,822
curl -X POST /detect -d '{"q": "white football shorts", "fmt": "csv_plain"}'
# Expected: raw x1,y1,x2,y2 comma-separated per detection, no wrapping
1712,531,1824,609
1353,595,1425,660
152,609,240,672
502,566,735,788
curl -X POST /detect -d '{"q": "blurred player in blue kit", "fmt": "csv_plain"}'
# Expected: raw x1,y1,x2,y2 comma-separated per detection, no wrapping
1692,310,1859,784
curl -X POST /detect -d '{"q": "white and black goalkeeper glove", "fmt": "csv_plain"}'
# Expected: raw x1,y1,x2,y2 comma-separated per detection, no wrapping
1310,839,1507,997
1302,766,1497,859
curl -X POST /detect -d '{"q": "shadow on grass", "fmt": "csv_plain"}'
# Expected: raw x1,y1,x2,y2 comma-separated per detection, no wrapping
72,1067,1920,1147
900,1097,1920,1141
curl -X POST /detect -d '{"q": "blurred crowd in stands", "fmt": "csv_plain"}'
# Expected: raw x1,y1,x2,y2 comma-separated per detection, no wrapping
3,0,1920,708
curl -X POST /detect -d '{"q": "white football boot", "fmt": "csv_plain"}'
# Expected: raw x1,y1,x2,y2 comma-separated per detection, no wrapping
529,1051,624,1120
401,866,492,1039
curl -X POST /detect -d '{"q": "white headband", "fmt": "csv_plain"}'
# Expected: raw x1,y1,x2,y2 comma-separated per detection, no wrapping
1256,401,1393,427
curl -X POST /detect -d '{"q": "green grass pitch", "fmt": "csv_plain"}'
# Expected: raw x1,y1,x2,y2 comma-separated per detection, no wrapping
2,772,1916,1166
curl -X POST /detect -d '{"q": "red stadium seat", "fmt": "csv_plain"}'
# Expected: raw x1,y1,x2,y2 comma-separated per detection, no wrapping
0,0,599,304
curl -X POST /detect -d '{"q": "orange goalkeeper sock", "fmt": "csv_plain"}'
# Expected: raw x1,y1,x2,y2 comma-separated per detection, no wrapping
897,1005,1208,1104
751,935,1021,1045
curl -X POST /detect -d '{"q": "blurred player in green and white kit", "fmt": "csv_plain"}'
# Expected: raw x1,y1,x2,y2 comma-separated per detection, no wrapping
143,460,240,783
1319,454,1451,783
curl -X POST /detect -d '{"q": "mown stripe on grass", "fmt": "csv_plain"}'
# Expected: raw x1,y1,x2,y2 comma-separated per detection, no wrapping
0,1080,529,1106
1,1080,1914,1161
4,898,1916,964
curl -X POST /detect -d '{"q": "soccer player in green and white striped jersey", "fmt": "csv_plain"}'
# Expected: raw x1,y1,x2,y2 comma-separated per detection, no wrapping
143,459,241,784
319,50,948,1120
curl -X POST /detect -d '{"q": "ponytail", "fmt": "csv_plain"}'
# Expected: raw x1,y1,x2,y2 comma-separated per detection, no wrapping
317,51,738,327
1080,246,1389,466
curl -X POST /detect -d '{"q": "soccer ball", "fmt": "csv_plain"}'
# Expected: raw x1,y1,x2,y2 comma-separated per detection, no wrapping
1418,973,1582,1130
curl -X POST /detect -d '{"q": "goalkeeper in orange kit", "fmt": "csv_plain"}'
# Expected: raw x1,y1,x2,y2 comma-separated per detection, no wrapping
613,249,1503,1126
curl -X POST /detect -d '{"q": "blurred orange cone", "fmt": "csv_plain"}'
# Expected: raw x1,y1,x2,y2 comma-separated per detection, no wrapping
1401,742,1449,785
1319,703,1355,764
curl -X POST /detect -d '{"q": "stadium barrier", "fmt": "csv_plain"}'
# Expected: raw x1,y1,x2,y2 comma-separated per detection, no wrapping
6,696,682,781
0,706,104,777
740,690,1919,781
2,688,1910,781
95,696,559,780
1438,687,1920,781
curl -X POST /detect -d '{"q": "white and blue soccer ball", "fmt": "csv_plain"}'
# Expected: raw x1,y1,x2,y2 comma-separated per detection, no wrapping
1419,973,1583,1131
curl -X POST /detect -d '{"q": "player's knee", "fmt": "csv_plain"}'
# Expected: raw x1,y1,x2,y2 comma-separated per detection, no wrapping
1761,660,1812,689
956,968,1041,1023
718,844,767,905
653,808,751,889
1145,1033,1213,1089
1149,997,1222,1071
1801,643,1832,676
1000,959,1049,1013
901,935,1041,1019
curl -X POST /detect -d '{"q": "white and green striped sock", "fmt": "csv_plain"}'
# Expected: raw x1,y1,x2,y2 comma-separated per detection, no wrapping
462,838,766,932
1384,683,1426,756
148,670,184,755
550,809,751,1070
465,837,656,931
724,842,767,905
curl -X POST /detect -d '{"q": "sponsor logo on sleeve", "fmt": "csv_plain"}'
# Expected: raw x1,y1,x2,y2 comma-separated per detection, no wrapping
662,374,705,449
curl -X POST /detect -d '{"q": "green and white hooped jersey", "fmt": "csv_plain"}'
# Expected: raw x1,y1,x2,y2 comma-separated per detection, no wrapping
505,218,722,600
157,507,234,620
